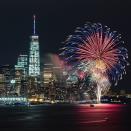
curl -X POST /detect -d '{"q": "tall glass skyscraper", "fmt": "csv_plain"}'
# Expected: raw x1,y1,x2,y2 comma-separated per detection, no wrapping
15,54,28,78
28,15,40,77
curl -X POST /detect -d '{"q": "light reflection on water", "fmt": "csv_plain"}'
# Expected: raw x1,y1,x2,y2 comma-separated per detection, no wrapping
0,104,130,131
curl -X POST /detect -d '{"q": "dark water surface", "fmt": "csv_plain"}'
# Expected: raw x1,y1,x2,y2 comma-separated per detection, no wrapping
0,104,131,131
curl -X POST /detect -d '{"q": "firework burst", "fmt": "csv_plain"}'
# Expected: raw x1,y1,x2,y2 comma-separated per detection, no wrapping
60,22,129,103
60,22,129,84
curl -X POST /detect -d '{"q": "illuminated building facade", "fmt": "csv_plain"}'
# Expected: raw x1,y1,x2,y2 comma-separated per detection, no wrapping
42,64,65,87
15,54,28,96
28,15,40,77
0,73,5,96
27,15,41,96
42,63,66,101
0,65,14,96
43,64,54,87
15,54,28,78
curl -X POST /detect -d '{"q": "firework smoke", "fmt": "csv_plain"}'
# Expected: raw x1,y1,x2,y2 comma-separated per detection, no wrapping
60,22,129,103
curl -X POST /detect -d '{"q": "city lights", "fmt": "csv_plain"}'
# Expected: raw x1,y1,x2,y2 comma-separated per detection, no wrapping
0,17,130,105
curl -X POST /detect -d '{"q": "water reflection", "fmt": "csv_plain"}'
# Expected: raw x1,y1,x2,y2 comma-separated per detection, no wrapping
0,104,131,131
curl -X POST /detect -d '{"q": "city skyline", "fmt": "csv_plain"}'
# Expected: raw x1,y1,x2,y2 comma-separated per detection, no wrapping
0,0,130,91
0,1,131,131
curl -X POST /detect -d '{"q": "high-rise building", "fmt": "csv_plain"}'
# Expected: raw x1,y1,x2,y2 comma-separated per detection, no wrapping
28,15,41,96
15,54,28,78
15,54,28,96
0,65,13,96
43,64,54,87
28,15,40,77
42,63,67,101
0,73,5,96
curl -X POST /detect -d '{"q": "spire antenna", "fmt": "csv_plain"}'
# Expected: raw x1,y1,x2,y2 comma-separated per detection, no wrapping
33,15,36,35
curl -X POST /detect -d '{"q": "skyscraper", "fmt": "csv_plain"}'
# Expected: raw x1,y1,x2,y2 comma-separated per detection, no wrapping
0,65,13,96
28,15,40,77
15,54,28,78
15,54,28,96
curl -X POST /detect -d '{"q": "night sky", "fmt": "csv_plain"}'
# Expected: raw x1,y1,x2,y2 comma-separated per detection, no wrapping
0,0,130,91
